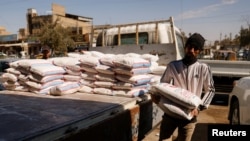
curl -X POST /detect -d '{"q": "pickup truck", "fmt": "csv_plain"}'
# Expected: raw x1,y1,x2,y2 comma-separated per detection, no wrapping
227,76,250,125
0,90,162,141
0,17,183,141
92,16,250,101
0,56,166,141
199,59,250,103
91,16,185,66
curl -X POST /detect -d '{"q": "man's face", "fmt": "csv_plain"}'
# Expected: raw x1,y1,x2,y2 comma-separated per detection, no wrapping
184,45,201,59
42,50,50,58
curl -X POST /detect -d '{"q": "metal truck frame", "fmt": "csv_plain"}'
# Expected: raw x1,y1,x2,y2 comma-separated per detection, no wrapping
90,16,185,66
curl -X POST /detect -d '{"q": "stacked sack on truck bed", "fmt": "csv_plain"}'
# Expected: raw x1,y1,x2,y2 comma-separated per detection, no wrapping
0,51,166,97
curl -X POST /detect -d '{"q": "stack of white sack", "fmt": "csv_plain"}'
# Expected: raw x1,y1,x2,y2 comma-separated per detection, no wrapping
77,52,106,94
141,53,166,85
149,83,202,120
76,51,120,96
112,53,153,97
92,54,119,96
0,51,162,97
0,67,28,91
141,53,164,75
48,57,82,95
0,59,66,95
72,51,157,97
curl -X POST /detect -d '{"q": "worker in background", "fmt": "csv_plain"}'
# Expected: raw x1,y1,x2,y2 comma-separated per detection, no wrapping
41,46,51,59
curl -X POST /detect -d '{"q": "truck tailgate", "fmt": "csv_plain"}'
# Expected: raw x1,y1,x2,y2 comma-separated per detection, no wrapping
0,91,137,141
199,59,250,77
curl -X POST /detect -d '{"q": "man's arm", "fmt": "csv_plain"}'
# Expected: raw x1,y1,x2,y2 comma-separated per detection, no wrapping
200,65,215,110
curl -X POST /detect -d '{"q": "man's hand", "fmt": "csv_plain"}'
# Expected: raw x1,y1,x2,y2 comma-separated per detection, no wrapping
150,94,161,104
191,108,199,117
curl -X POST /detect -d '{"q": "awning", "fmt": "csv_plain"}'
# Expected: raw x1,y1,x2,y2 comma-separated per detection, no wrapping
0,42,28,47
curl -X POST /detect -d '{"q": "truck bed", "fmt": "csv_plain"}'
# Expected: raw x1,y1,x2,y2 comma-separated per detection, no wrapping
199,59,250,96
0,91,139,141
89,43,179,66
199,59,250,77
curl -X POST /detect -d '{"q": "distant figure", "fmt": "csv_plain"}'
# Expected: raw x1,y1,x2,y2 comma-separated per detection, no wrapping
220,52,225,60
41,46,51,59
225,52,230,60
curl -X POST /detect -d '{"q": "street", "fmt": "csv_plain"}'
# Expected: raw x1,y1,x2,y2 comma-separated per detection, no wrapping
142,99,229,141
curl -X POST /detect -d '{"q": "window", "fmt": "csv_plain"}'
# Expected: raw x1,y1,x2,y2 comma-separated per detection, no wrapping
113,32,148,45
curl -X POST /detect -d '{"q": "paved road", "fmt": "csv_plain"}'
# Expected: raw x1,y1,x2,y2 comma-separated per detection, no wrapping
142,101,229,141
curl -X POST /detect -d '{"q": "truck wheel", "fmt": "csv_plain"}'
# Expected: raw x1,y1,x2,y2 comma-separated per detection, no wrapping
229,100,240,125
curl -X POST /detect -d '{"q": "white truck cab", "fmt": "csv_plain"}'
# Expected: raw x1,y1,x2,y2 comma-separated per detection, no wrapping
91,17,185,66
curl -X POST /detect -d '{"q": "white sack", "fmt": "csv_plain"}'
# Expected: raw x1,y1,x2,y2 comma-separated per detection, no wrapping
116,74,152,85
50,82,80,96
113,57,151,69
78,85,93,93
150,83,202,109
30,64,66,76
157,96,193,120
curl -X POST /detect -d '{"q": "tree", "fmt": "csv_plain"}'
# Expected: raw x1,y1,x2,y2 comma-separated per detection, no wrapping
37,18,75,55
239,15,250,47
239,26,250,47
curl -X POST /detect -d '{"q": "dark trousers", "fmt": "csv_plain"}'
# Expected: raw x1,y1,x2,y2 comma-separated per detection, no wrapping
159,114,197,141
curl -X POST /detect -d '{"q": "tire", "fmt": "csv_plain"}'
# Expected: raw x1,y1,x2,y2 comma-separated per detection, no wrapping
229,100,240,125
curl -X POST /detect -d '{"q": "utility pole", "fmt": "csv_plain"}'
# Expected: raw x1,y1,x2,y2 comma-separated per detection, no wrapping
220,32,222,45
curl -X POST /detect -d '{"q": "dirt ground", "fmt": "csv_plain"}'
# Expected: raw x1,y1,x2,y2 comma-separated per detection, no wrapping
142,104,229,141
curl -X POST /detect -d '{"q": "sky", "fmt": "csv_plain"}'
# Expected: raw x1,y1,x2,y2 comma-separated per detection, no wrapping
0,0,250,45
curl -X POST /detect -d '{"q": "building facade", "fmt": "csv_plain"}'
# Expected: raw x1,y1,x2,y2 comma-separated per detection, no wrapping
0,3,93,58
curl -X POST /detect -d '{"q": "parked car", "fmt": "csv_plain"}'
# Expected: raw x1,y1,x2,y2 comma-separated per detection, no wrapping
228,76,250,125
213,50,237,60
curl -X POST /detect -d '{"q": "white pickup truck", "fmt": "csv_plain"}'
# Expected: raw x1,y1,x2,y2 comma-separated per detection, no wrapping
228,76,250,125
199,59,250,101
91,16,185,66
90,17,250,100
